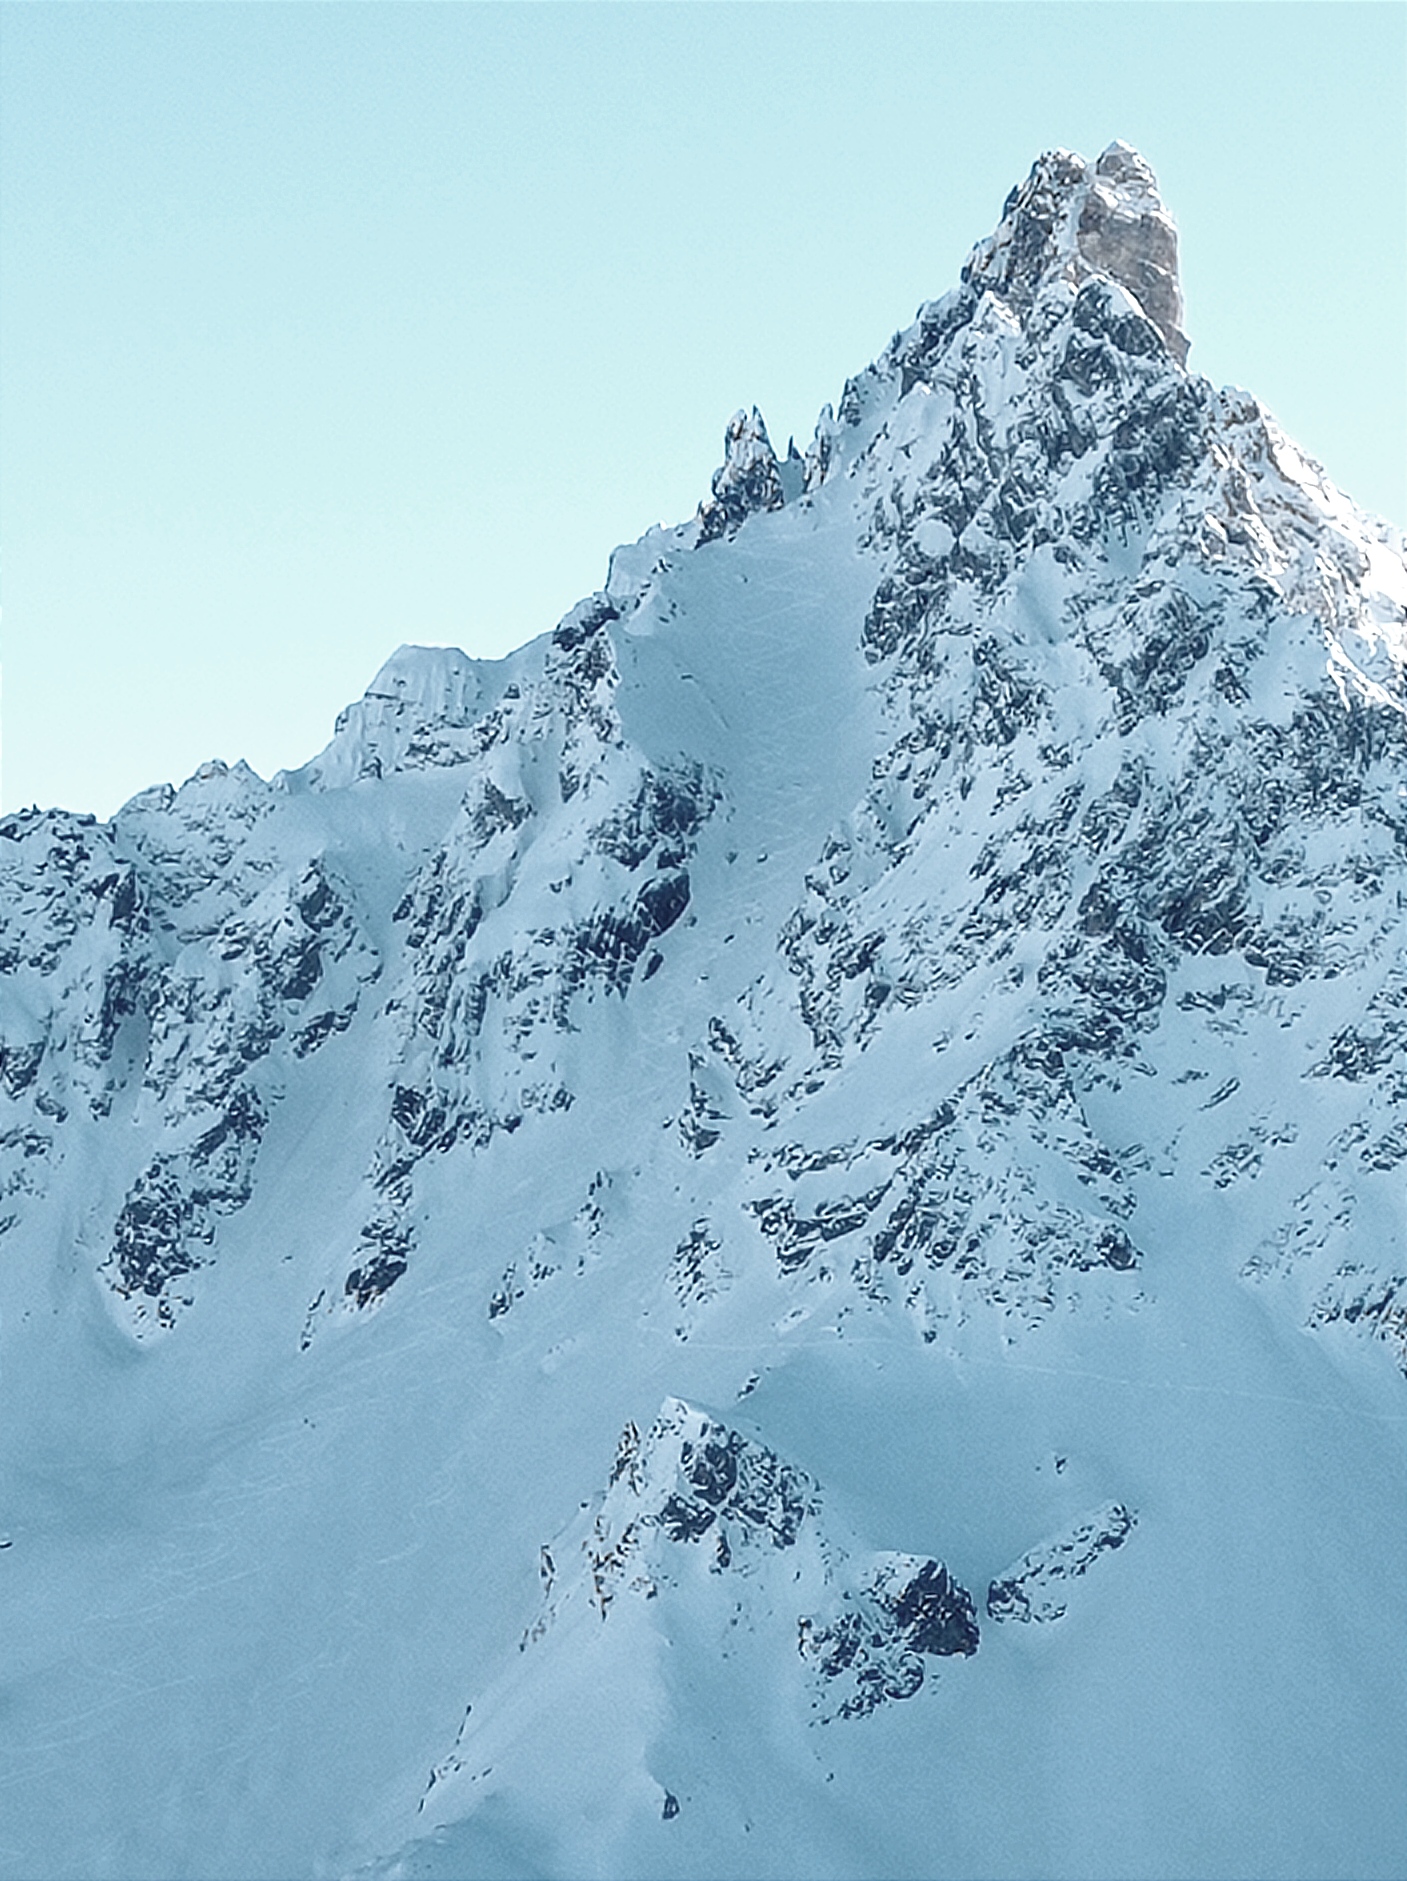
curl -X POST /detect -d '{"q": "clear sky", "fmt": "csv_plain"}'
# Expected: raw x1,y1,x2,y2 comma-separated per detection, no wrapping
2,2,1404,819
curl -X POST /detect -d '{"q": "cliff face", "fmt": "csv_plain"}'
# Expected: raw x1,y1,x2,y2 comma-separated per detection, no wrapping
2,145,1404,1881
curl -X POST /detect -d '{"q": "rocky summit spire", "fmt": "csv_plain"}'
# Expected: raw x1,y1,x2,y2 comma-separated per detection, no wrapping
697,406,785,542
1078,142,1188,364
963,141,1190,365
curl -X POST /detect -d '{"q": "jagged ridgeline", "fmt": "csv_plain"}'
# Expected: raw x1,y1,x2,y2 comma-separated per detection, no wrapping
1,145,1404,1881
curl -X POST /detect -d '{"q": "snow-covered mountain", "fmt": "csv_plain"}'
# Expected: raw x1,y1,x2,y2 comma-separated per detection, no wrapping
3,143,1405,1881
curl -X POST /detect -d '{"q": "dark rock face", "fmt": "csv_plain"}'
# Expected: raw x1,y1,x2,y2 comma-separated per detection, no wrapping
697,408,786,542
987,1504,1136,1622
656,1420,812,1554
735,1038,1143,1332
801,1610,928,1716
747,1185,893,1274
963,147,1091,319
0,775,384,1326
344,1241,411,1310
801,1556,980,1721
290,626,725,1327
565,1405,824,1626
109,1087,267,1307
590,764,715,871
889,1560,982,1657
501,1402,984,1737
961,143,1187,365
564,868,691,997
1078,142,1188,366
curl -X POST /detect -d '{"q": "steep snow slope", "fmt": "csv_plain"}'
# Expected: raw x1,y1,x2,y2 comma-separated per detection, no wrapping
1,144,1404,1881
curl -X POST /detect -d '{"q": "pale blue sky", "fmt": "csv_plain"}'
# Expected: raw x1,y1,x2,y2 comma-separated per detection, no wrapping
3,2,1404,818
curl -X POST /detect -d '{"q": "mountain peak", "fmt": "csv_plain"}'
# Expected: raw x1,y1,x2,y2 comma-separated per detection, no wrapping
964,141,1189,365
3,140,1404,1881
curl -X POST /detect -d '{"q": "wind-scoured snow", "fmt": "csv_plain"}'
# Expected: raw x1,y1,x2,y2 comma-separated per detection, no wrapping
1,144,1404,1881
